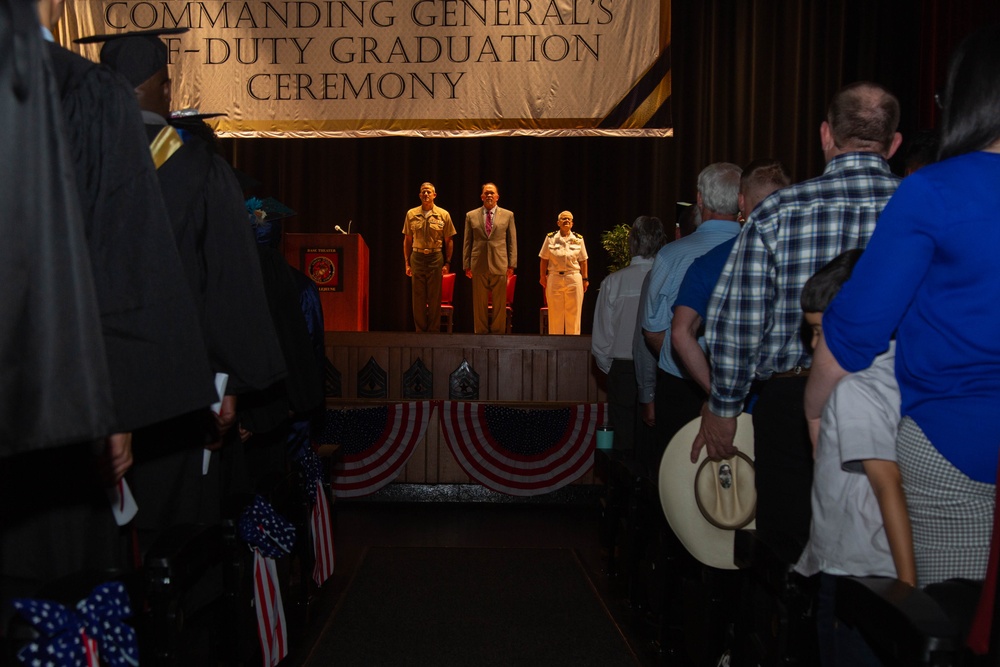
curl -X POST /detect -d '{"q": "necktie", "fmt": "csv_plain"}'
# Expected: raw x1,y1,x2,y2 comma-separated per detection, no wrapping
485,209,493,236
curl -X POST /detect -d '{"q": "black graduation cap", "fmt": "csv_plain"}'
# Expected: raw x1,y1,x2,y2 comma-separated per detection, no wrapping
169,108,225,122
168,109,228,145
75,27,188,88
251,197,297,222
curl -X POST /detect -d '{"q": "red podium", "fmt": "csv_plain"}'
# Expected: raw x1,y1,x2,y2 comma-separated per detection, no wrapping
283,233,369,331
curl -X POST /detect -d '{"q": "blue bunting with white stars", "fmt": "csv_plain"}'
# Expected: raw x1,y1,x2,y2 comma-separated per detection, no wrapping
296,449,325,505
483,405,573,455
238,495,296,558
13,581,139,667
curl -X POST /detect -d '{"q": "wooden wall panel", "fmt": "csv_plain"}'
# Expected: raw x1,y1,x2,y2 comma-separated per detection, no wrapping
472,347,491,399
530,348,548,401
497,348,524,402
556,350,594,402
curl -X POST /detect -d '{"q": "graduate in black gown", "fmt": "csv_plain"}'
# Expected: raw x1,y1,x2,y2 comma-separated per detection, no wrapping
1,1,116,625
0,0,113,456
2,0,220,623
44,29,216,431
87,28,287,549
92,30,286,397
236,198,325,489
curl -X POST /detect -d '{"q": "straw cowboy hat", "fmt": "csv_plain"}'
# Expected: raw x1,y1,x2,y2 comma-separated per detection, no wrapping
658,413,756,570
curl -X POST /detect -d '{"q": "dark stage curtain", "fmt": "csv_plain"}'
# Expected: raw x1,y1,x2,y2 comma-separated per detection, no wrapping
223,0,999,334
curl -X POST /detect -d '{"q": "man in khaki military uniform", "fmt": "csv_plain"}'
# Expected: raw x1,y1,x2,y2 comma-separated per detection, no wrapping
403,182,457,332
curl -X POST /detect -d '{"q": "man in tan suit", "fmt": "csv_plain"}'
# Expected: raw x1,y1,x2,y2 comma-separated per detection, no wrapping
463,183,517,333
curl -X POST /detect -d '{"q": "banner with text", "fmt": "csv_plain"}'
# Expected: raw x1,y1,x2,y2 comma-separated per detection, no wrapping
62,0,672,137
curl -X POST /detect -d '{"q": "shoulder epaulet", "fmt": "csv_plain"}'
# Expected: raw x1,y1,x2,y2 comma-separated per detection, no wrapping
573,232,583,239
547,231,557,238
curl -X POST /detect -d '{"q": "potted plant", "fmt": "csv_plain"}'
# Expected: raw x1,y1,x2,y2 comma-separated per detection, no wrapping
600,223,632,274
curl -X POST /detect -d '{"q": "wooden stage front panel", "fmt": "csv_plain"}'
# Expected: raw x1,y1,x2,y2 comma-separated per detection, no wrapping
324,332,607,486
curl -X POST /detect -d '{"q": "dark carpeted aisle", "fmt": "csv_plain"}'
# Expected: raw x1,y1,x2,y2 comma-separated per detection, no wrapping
305,545,639,666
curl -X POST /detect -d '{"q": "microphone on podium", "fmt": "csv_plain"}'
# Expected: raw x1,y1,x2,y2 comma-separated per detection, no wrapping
335,225,348,235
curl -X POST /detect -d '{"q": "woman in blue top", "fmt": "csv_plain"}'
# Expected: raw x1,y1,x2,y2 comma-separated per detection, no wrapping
807,24,1000,587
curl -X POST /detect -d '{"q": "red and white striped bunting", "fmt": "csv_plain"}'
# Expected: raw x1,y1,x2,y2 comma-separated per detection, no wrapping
440,402,605,496
252,549,287,667
311,480,335,586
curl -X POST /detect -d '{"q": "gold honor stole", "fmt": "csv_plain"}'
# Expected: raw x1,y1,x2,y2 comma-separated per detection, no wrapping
149,126,184,169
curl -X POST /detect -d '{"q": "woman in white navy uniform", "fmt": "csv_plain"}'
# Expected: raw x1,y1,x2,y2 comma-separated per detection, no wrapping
538,211,589,334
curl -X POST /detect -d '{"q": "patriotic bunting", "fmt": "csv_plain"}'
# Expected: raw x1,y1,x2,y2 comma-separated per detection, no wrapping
296,451,336,586
238,497,294,667
238,496,296,559
252,551,287,667
315,401,603,497
310,480,336,586
12,581,138,667
316,402,434,498
83,630,99,667
440,402,606,496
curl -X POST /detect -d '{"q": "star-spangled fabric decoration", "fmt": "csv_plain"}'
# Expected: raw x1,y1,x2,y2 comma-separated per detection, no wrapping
483,406,573,455
238,495,296,558
13,581,139,667
296,449,325,505
235,498,293,666
316,405,390,456
315,402,434,498
236,497,294,666
292,450,336,585
440,401,606,496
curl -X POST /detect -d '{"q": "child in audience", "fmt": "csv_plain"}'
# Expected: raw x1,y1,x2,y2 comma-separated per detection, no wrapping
794,249,914,667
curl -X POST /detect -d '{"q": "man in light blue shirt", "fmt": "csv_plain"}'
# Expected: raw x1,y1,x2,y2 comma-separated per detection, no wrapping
640,162,742,470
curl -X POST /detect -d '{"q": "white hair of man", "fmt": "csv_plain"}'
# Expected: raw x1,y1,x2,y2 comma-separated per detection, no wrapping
697,162,743,216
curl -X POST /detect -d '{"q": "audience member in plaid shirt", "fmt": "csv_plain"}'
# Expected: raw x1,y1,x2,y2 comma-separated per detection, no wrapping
691,81,904,558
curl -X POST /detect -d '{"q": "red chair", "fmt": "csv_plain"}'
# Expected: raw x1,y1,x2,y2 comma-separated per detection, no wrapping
439,273,456,333
487,274,516,333
540,291,549,334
